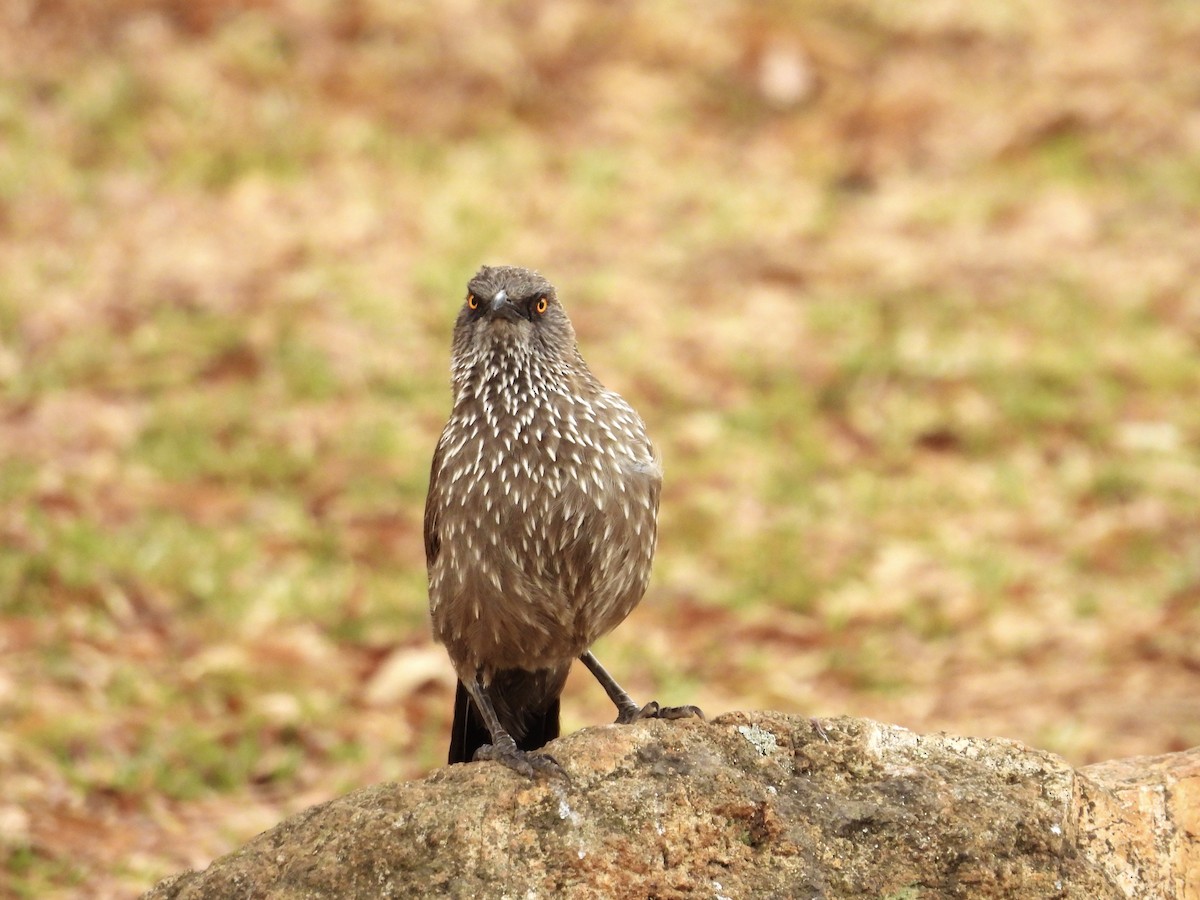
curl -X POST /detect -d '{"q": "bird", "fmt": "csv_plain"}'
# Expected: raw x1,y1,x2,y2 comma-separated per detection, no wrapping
424,265,701,778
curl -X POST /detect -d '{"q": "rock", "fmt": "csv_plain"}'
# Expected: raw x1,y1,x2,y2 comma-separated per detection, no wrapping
144,712,1199,899
1077,750,1200,899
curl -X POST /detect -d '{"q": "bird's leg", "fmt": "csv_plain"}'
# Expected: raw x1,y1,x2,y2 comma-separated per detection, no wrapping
579,651,705,724
463,675,566,779
578,650,642,720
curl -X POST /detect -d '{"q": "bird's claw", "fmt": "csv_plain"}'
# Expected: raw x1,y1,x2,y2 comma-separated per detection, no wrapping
616,700,706,725
659,704,706,721
474,742,569,781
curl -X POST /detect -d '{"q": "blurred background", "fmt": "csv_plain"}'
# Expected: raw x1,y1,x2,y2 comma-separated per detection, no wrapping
2,0,1199,894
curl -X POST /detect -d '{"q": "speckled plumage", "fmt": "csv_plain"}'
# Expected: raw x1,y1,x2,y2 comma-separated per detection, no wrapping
426,266,666,769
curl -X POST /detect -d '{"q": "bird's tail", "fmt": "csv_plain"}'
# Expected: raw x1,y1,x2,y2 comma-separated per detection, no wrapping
448,673,562,764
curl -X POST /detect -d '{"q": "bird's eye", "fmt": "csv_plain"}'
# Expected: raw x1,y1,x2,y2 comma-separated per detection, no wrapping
535,296,548,315
467,293,478,310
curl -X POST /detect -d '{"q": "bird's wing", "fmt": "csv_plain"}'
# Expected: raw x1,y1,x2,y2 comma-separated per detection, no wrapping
423,438,445,568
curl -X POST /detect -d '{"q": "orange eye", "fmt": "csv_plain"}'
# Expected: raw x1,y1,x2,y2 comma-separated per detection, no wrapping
467,293,478,310
535,296,548,315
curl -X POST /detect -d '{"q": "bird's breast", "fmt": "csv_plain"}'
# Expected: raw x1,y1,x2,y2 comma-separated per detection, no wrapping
428,381,660,661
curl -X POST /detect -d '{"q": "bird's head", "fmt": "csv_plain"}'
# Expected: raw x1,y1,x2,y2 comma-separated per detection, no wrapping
451,265,576,364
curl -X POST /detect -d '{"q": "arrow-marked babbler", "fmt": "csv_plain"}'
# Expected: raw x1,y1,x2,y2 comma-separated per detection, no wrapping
425,265,702,777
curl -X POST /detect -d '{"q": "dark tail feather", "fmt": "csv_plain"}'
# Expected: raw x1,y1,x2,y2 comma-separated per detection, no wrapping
449,681,492,764
521,694,561,752
448,679,561,764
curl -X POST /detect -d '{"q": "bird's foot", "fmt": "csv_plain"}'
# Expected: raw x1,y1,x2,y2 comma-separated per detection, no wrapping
473,739,569,781
615,700,706,725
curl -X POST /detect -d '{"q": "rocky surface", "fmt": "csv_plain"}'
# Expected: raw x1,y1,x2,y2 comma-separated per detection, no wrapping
144,712,1199,899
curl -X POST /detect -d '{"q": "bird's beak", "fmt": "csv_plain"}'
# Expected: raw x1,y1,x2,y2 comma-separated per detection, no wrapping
488,289,522,322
